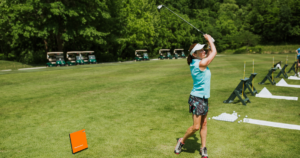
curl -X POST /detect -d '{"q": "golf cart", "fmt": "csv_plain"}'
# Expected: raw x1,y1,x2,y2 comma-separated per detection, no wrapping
66,51,85,66
173,49,184,59
82,51,97,64
46,52,66,67
158,49,171,60
135,50,148,61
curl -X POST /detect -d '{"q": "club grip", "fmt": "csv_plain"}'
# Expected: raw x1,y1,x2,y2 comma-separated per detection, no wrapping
204,34,215,43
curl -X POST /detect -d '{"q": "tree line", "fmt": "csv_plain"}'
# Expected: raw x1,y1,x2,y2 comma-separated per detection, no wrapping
0,0,299,64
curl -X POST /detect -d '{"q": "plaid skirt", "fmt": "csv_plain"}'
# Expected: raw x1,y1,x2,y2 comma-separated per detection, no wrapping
188,95,209,116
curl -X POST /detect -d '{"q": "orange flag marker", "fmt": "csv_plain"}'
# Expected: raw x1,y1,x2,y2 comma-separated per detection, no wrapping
69,129,88,154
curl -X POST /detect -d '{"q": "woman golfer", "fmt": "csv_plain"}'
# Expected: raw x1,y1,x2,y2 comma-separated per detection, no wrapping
174,34,217,158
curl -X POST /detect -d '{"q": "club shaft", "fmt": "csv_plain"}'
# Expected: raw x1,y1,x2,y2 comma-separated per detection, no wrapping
162,6,205,35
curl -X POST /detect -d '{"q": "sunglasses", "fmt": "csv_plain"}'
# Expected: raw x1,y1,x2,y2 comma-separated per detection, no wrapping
197,49,207,54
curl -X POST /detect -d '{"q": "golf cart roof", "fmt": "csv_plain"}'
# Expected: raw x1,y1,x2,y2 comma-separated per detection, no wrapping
135,49,147,55
159,49,170,54
47,52,63,55
81,51,95,54
173,49,184,53
67,51,82,54
47,52,64,59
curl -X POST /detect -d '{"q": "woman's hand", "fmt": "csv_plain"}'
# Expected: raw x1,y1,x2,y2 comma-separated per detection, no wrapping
199,34,217,68
203,34,213,43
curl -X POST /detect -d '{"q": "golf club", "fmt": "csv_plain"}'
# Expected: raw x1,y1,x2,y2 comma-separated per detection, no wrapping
157,5,215,42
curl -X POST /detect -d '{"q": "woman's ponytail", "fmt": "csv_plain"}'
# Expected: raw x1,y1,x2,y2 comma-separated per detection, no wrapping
187,54,193,65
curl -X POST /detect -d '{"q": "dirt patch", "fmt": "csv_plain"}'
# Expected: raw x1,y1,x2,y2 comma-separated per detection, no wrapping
263,50,293,54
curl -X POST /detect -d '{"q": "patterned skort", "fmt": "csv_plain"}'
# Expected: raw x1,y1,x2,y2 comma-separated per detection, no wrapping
188,95,209,116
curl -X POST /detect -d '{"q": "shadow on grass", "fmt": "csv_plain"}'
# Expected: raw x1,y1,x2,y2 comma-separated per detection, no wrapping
227,100,244,105
224,98,250,105
258,83,275,86
177,134,201,154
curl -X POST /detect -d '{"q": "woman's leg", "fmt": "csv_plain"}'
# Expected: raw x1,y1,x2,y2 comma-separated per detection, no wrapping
181,114,201,143
200,114,208,148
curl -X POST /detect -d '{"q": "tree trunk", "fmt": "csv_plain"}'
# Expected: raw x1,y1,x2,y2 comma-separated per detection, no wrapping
56,34,64,51
44,39,48,52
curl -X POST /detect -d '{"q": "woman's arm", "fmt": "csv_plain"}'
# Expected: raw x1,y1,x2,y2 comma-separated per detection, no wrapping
199,34,217,67
205,45,212,57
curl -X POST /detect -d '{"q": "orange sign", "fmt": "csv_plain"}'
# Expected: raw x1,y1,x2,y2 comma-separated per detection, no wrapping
69,129,88,154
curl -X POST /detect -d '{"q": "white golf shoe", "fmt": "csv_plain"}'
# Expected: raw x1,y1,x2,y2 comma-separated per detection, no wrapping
174,138,184,154
200,147,208,158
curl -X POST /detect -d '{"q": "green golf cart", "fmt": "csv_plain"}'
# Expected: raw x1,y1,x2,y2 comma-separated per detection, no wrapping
158,49,170,60
135,50,147,61
174,49,184,59
66,51,84,66
46,52,66,67
82,51,97,64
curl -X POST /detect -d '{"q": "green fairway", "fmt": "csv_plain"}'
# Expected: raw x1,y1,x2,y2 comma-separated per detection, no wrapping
0,60,35,71
0,54,300,158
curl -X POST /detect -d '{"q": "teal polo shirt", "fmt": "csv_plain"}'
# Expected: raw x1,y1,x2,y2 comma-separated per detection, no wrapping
190,59,211,99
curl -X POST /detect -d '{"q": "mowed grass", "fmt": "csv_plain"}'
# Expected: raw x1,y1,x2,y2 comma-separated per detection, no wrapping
0,60,35,71
0,54,300,158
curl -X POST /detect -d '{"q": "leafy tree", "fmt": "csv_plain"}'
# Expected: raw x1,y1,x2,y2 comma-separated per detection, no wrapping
233,30,261,50
105,0,158,60
1,0,300,63
289,0,300,40
0,0,109,63
156,4,195,54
